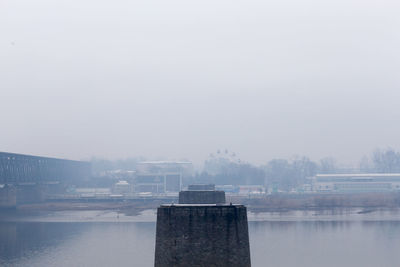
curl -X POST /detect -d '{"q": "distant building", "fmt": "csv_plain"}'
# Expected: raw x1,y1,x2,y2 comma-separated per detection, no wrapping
113,180,131,194
237,185,265,195
135,161,193,194
312,173,400,193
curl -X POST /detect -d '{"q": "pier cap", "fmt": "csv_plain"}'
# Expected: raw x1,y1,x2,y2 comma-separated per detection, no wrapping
187,184,215,191
179,185,226,204
161,203,242,207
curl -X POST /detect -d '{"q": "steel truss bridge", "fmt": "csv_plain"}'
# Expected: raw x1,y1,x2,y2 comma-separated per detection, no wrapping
0,152,91,185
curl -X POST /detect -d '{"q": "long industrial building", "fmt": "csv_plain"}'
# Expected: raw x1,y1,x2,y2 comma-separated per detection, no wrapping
312,173,400,193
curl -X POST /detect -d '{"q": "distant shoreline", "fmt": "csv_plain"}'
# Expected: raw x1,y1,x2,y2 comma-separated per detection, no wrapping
2,207,400,223
0,192,399,222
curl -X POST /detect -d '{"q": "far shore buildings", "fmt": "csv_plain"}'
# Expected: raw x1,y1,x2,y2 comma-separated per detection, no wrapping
311,173,400,193
134,161,193,194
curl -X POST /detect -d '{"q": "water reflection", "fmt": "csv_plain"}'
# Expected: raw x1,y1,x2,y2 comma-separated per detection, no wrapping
0,222,87,263
1,220,400,266
0,222,156,267
249,220,400,267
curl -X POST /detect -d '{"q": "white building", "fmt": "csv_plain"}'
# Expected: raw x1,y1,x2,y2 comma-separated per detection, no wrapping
113,180,131,194
135,161,193,194
312,173,400,193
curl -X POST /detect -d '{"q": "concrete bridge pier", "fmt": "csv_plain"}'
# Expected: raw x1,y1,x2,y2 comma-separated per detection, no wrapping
0,185,16,209
16,185,46,205
154,185,251,266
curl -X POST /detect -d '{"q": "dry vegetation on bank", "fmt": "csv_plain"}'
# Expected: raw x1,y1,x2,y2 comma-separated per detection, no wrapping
228,193,400,212
14,193,400,215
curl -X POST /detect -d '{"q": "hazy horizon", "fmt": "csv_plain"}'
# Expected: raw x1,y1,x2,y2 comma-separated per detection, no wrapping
1,0,399,166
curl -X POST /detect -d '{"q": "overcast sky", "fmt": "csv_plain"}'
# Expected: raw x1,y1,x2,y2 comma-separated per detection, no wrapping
1,0,399,165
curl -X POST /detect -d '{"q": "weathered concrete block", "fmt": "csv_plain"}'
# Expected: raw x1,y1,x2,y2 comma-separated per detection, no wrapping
188,184,215,191
179,190,226,204
154,205,251,267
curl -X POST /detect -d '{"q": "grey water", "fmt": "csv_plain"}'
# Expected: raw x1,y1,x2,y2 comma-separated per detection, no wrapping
1,219,400,267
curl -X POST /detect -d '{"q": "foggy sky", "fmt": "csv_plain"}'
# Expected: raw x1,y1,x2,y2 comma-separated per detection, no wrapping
1,0,400,166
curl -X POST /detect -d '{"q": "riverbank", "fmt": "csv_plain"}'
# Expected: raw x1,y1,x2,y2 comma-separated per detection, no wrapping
2,192,400,222
227,192,400,212
2,207,400,223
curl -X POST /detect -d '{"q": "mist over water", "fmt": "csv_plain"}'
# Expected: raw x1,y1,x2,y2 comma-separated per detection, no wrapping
2,219,400,267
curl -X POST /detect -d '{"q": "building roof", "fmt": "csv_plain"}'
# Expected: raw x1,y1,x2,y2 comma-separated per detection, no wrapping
138,161,192,164
316,173,400,177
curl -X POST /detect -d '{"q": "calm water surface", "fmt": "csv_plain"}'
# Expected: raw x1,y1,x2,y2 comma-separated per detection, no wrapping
1,214,400,267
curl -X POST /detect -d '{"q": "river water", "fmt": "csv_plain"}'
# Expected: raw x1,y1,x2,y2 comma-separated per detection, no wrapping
1,209,400,267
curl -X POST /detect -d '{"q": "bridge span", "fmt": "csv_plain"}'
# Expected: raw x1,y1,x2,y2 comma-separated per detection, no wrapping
0,152,91,208
0,152,90,185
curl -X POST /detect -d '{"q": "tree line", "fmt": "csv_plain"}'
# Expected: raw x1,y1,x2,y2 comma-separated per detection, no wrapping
89,148,400,191
196,148,400,191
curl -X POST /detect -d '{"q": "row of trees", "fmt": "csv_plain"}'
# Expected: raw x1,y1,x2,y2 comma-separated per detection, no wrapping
195,148,400,191
360,148,400,173
196,155,332,190
89,148,400,191
196,157,265,186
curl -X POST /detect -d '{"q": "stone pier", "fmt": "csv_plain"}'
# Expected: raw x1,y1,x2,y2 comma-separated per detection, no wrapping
0,185,16,209
154,186,251,266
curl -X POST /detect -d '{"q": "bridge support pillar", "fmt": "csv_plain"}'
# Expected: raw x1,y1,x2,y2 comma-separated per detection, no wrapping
16,185,46,205
155,204,251,267
155,186,251,266
0,185,16,209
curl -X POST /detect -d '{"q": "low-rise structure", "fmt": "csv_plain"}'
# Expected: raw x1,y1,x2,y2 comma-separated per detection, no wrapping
113,180,131,194
312,173,400,193
134,161,193,194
